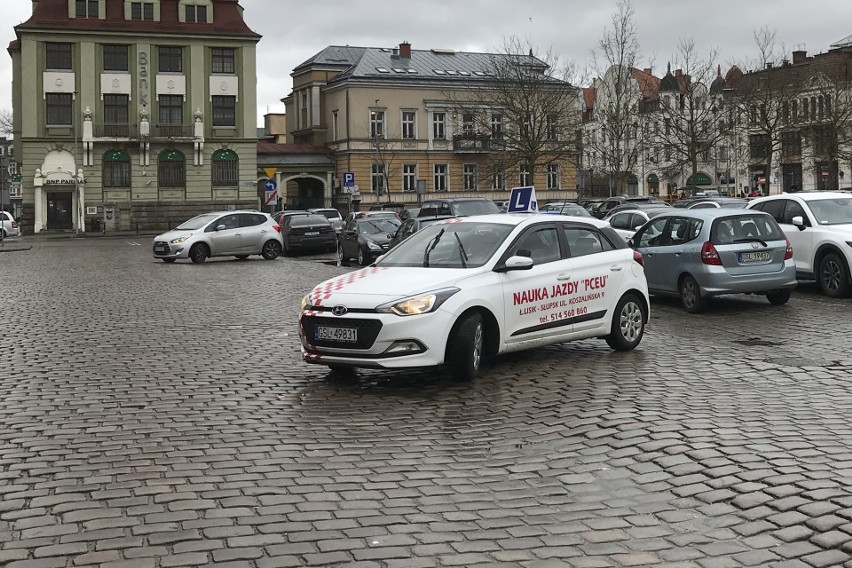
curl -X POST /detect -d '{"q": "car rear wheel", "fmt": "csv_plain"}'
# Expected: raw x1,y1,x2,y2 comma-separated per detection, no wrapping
819,252,850,298
766,289,791,305
262,240,281,260
337,244,349,266
357,247,370,266
605,293,645,351
189,243,209,264
448,312,483,381
162,258,177,263
679,275,705,313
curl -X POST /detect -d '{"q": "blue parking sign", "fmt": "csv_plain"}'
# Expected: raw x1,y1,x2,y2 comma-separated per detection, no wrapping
343,172,355,188
507,186,538,213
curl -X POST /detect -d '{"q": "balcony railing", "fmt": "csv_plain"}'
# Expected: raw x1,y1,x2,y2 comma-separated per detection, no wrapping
453,133,491,152
94,123,138,138
154,124,195,139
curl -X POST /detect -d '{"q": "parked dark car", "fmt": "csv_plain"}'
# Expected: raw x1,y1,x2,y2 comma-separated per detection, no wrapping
270,210,310,226
673,197,749,210
370,202,415,214
281,214,337,255
417,197,500,218
337,216,401,266
594,196,661,219
387,215,454,250
603,200,673,218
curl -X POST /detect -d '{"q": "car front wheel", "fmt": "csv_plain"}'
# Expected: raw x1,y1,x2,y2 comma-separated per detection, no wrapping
262,240,282,260
189,243,209,264
448,311,484,381
357,247,370,266
605,293,645,351
819,252,850,298
679,275,705,313
337,244,349,266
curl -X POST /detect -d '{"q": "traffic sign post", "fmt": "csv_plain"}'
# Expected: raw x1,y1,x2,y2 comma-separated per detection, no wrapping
264,178,278,210
507,186,538,213
342,172,355,194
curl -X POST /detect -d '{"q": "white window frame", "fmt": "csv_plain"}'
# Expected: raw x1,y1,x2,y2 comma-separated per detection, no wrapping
370,109,385,139
371,162,386,194
493,167,506,190
401,110,416,140
547,164,560,189
403,164,417,192
491,113,503,139
434,163,448,192
432,112,446,140
519,164,531,187
462,112,474,135
463,164,477,191
331,110,339,141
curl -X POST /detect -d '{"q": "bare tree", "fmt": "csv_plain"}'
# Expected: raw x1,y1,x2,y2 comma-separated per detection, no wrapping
368,105,400,201
655,39,724,190
0,110,12,137
443,36,580,193
584,0,642,196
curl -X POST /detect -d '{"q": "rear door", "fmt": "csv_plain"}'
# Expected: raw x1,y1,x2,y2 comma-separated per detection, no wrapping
711,212,788,277
633,217,675,293
649,216,696,291
238,213,268,252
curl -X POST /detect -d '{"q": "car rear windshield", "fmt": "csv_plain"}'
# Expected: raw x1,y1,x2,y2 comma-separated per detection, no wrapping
807,198,852,225
313,210,340,220
711,214,783,244
291,215,331,227
176,214,219,230
454,200,500,217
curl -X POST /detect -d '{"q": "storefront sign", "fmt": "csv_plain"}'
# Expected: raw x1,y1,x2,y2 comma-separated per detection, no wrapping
139,51,149,107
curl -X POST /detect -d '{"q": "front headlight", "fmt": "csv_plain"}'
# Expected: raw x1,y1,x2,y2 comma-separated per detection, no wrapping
376,287,460,316
300,294,310,311
366,240,382,250
170,234,192,244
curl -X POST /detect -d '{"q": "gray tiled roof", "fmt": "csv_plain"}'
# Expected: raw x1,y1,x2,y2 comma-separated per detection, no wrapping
830,34,852,49
293,46,368,72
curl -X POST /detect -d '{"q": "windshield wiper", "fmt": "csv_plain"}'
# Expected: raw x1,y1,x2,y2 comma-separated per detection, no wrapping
423,228,445,267
454,232,468,268
733,237,768,247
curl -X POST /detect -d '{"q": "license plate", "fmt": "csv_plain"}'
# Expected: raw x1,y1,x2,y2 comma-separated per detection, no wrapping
154,247,169,253
739,251,771,263
305,231,320,236
316,326,358,342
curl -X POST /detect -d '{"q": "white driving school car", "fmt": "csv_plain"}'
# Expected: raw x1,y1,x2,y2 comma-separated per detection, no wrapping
299,214,650,380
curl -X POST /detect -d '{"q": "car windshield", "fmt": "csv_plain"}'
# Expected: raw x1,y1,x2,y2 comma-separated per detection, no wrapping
377,222,513,269
807,198,852,225
454,200,500,217
357,219,399,235
291,215,330,227
176,214,219,230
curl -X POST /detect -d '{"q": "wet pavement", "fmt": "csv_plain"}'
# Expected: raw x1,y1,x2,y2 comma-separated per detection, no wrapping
1,237,852,567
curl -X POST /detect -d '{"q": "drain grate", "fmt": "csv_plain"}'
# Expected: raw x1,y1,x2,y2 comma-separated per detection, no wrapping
733,337,785,347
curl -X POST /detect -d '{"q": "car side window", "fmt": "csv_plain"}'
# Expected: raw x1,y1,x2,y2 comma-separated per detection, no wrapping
206,214,239,232
755,199,785,223
783,200,809,226
668,217,691,245
610,212,632,230
511,226,562,265
345,219,356,231
636,218,670,247
563,227,609,257
238,213,265,227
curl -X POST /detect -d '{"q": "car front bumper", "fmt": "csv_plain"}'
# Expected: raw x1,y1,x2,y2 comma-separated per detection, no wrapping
696,262,798,296
152,240,192,259
288,235,337,250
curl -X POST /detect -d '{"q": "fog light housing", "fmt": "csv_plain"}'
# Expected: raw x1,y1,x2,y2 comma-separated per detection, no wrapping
383,340,426,355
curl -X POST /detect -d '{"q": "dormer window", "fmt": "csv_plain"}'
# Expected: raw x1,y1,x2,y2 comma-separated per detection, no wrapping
76,0,99,17
185,4,208,23
131,2,154,20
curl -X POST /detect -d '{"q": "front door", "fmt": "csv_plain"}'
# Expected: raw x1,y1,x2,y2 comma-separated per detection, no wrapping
47,193,73,230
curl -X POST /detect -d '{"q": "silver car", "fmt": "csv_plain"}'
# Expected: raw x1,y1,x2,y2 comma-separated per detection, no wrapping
152,211,284,263
631,209,796,313
1,211,20,238
308,208,344,233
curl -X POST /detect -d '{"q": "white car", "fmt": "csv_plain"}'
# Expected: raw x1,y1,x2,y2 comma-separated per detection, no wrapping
299,214,650,380
606,207,672,242
747,191,852,297
1,211,19,237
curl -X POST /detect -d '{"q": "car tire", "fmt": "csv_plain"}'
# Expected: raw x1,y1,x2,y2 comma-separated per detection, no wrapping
262,240,281,260
605,293,645,351
818,252,850,298
189,243,209,264
448,311,484,381
357,247,370,266
337,244,349,266
679,275,705,313
235,255,249,260
327,364,356,379
766,289,791,305
162,258,177,263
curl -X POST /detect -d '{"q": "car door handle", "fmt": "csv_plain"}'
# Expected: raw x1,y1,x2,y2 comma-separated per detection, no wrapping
610,265,623,272
556,274,572,281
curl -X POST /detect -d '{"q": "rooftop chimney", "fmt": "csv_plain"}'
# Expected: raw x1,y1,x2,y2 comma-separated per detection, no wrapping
643,67,652,74
766,62,774,69
399,41,411,59
675,68,682,77
792,49,807,64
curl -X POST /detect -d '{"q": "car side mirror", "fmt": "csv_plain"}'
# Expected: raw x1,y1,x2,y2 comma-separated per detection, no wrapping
388,232,396,239
495,255,534,272
216,224,226,231
627,238,635,248
791,216,806,230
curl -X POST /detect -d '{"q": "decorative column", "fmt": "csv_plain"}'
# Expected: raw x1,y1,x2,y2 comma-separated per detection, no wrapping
33,168,44,234
193,108,205,166
76,169,86,234
139,106,150,166
82,107,94,166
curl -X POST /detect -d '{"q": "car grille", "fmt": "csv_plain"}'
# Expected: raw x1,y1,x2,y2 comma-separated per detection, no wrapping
153,241,171,256
301,315,382,349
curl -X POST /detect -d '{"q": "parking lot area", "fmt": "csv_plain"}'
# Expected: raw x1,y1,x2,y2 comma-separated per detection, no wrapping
1,237,852,568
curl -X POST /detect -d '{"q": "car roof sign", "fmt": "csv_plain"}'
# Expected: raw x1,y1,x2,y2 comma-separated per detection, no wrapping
507,186,538,213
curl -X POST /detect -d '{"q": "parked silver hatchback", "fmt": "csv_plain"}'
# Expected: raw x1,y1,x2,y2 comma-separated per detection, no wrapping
630,209,796,312
152,211,284,263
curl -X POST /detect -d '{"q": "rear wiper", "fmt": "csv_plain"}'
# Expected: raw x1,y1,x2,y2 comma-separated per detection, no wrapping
733,237,768,247
454,233,468,268
423,228,445,267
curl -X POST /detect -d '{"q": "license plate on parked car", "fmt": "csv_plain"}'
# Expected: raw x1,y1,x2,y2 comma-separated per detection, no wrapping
739,251,771,263
316,326,358,342
305,231,320,236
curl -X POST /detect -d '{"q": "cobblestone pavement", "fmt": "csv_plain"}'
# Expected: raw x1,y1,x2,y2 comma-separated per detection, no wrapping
1,237,852,568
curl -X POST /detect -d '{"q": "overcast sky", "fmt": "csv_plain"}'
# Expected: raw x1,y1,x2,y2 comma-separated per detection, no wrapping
2,0,852,126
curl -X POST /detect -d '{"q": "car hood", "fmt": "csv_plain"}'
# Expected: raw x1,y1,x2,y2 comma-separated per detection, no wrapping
154,229,197,241
307,266,476,307
822,223,852,236
361,233,392,244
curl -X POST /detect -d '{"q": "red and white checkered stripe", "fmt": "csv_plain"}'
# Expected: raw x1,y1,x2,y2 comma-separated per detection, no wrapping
308,266,388,306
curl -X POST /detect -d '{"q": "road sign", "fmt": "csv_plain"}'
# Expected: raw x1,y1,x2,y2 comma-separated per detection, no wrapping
264,190,277,206
343,172,355,193
264,178,277,192
507,186,538,213
822,171,830,181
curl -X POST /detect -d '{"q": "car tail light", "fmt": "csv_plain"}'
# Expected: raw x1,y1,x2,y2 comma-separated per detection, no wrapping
633,250,644,266
701,241,722,265
272,224,281,233
784,239,793,260
11,221,17,228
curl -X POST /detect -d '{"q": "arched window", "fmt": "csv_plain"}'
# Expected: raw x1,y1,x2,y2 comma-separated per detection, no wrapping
158,149,185,188
103,150,131,188
212,149,238,187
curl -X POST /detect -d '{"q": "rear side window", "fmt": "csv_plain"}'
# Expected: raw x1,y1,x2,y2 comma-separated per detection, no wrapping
291,215,331,227
668,217,703,245
563,227,614,257
712,214,783,244
239,213,267,227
